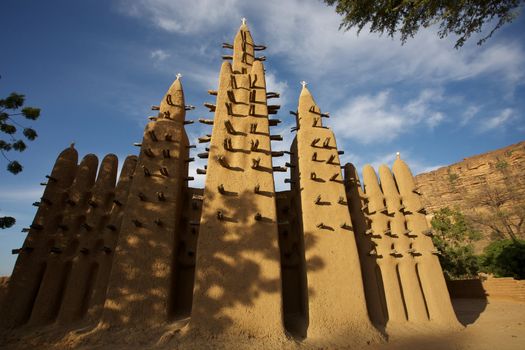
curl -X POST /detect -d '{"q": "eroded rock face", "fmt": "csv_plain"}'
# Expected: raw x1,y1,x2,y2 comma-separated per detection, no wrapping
415,141,525,242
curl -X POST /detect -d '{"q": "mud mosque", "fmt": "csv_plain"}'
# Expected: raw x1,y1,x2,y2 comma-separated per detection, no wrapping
1,20,460,348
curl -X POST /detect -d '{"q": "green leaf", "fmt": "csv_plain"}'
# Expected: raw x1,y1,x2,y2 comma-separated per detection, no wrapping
7,160,23,174
23,128,38,140
1,93,25,109
431,207,480,279
0,216,16,229
0,112,8,122
0,140,12,151
21,107,40,120
12,140,27,152
0,123,16,134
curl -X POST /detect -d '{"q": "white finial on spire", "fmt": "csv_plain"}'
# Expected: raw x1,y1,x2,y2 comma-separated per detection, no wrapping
396,152,400,159
242,18,247,25
300,80,308,88
176,73,182,79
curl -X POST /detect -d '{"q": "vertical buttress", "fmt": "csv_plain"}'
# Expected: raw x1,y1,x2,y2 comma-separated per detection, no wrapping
29,154,99,326
392,158,459,327
57,154,118,324
1,146,78,328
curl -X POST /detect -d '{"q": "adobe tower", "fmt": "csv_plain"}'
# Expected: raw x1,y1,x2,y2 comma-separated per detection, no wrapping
1,20,460,349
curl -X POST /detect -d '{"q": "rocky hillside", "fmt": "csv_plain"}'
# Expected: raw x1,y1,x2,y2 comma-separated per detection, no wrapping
415,141,525,246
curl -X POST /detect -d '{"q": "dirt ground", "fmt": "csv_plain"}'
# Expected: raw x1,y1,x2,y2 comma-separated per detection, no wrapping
452,298,524,350
373,298,525,350
1,297,523,349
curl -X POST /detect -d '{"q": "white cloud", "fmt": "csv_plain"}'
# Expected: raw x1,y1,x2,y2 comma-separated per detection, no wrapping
265,72,289,107
248,1,523,88
331,89,445,144
116,0,525,89
117,0,239,34
187,155,207,189
461,105,480,126
150,49,170,61
479,108,516,132
359,150,444,176
186,66,220,91
427,112,444,128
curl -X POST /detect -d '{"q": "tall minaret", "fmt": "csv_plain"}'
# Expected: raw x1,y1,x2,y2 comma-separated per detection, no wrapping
189,20,286,342
289,84,381,345
102,76,191,326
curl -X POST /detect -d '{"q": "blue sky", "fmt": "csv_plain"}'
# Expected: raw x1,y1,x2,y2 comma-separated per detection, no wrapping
1,0,524,275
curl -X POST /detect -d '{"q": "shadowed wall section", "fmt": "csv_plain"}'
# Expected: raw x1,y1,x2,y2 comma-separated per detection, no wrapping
276,190,308,339
1,146,78,328
0,150,138,329
26,153,99,326
169,187,203,319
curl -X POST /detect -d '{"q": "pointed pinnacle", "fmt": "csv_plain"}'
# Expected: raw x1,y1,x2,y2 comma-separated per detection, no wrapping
299,81,313,98
159,75,185,122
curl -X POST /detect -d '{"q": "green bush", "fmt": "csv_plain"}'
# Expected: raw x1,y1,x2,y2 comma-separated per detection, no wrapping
480,239,525,279
433,239,480,280
431,207,481,280
495,158,509,170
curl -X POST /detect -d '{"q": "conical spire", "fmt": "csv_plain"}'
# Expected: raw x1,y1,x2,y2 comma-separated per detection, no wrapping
232,18,255,73
298,82,323,128
158,73,186,123
299,81,314,100
393,151,409,171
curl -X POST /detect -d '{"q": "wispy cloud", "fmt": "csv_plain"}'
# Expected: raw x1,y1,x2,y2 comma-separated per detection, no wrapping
265,71,289,107
353,150,444,176
479,108,516,132
331,89,445,144
117,0,239,34
150,49,170,61
116,0,525,89
461,105,480,126
112,0,523,174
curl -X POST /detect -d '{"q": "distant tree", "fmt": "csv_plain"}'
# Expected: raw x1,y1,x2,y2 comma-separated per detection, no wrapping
480,239,525,279
466,167,525,242
0,92,40,229
323,0,523,48
431,207,482,280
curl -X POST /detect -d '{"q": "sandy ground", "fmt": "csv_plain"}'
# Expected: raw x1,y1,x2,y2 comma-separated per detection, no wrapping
373,298,525,350
1,297,524,349
452,298,524,350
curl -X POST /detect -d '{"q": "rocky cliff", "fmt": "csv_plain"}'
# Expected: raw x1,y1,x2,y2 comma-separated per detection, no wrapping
415,141,525,243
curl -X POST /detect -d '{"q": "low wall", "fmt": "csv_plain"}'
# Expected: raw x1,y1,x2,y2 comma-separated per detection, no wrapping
447,279,486,298
447,277,525,302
